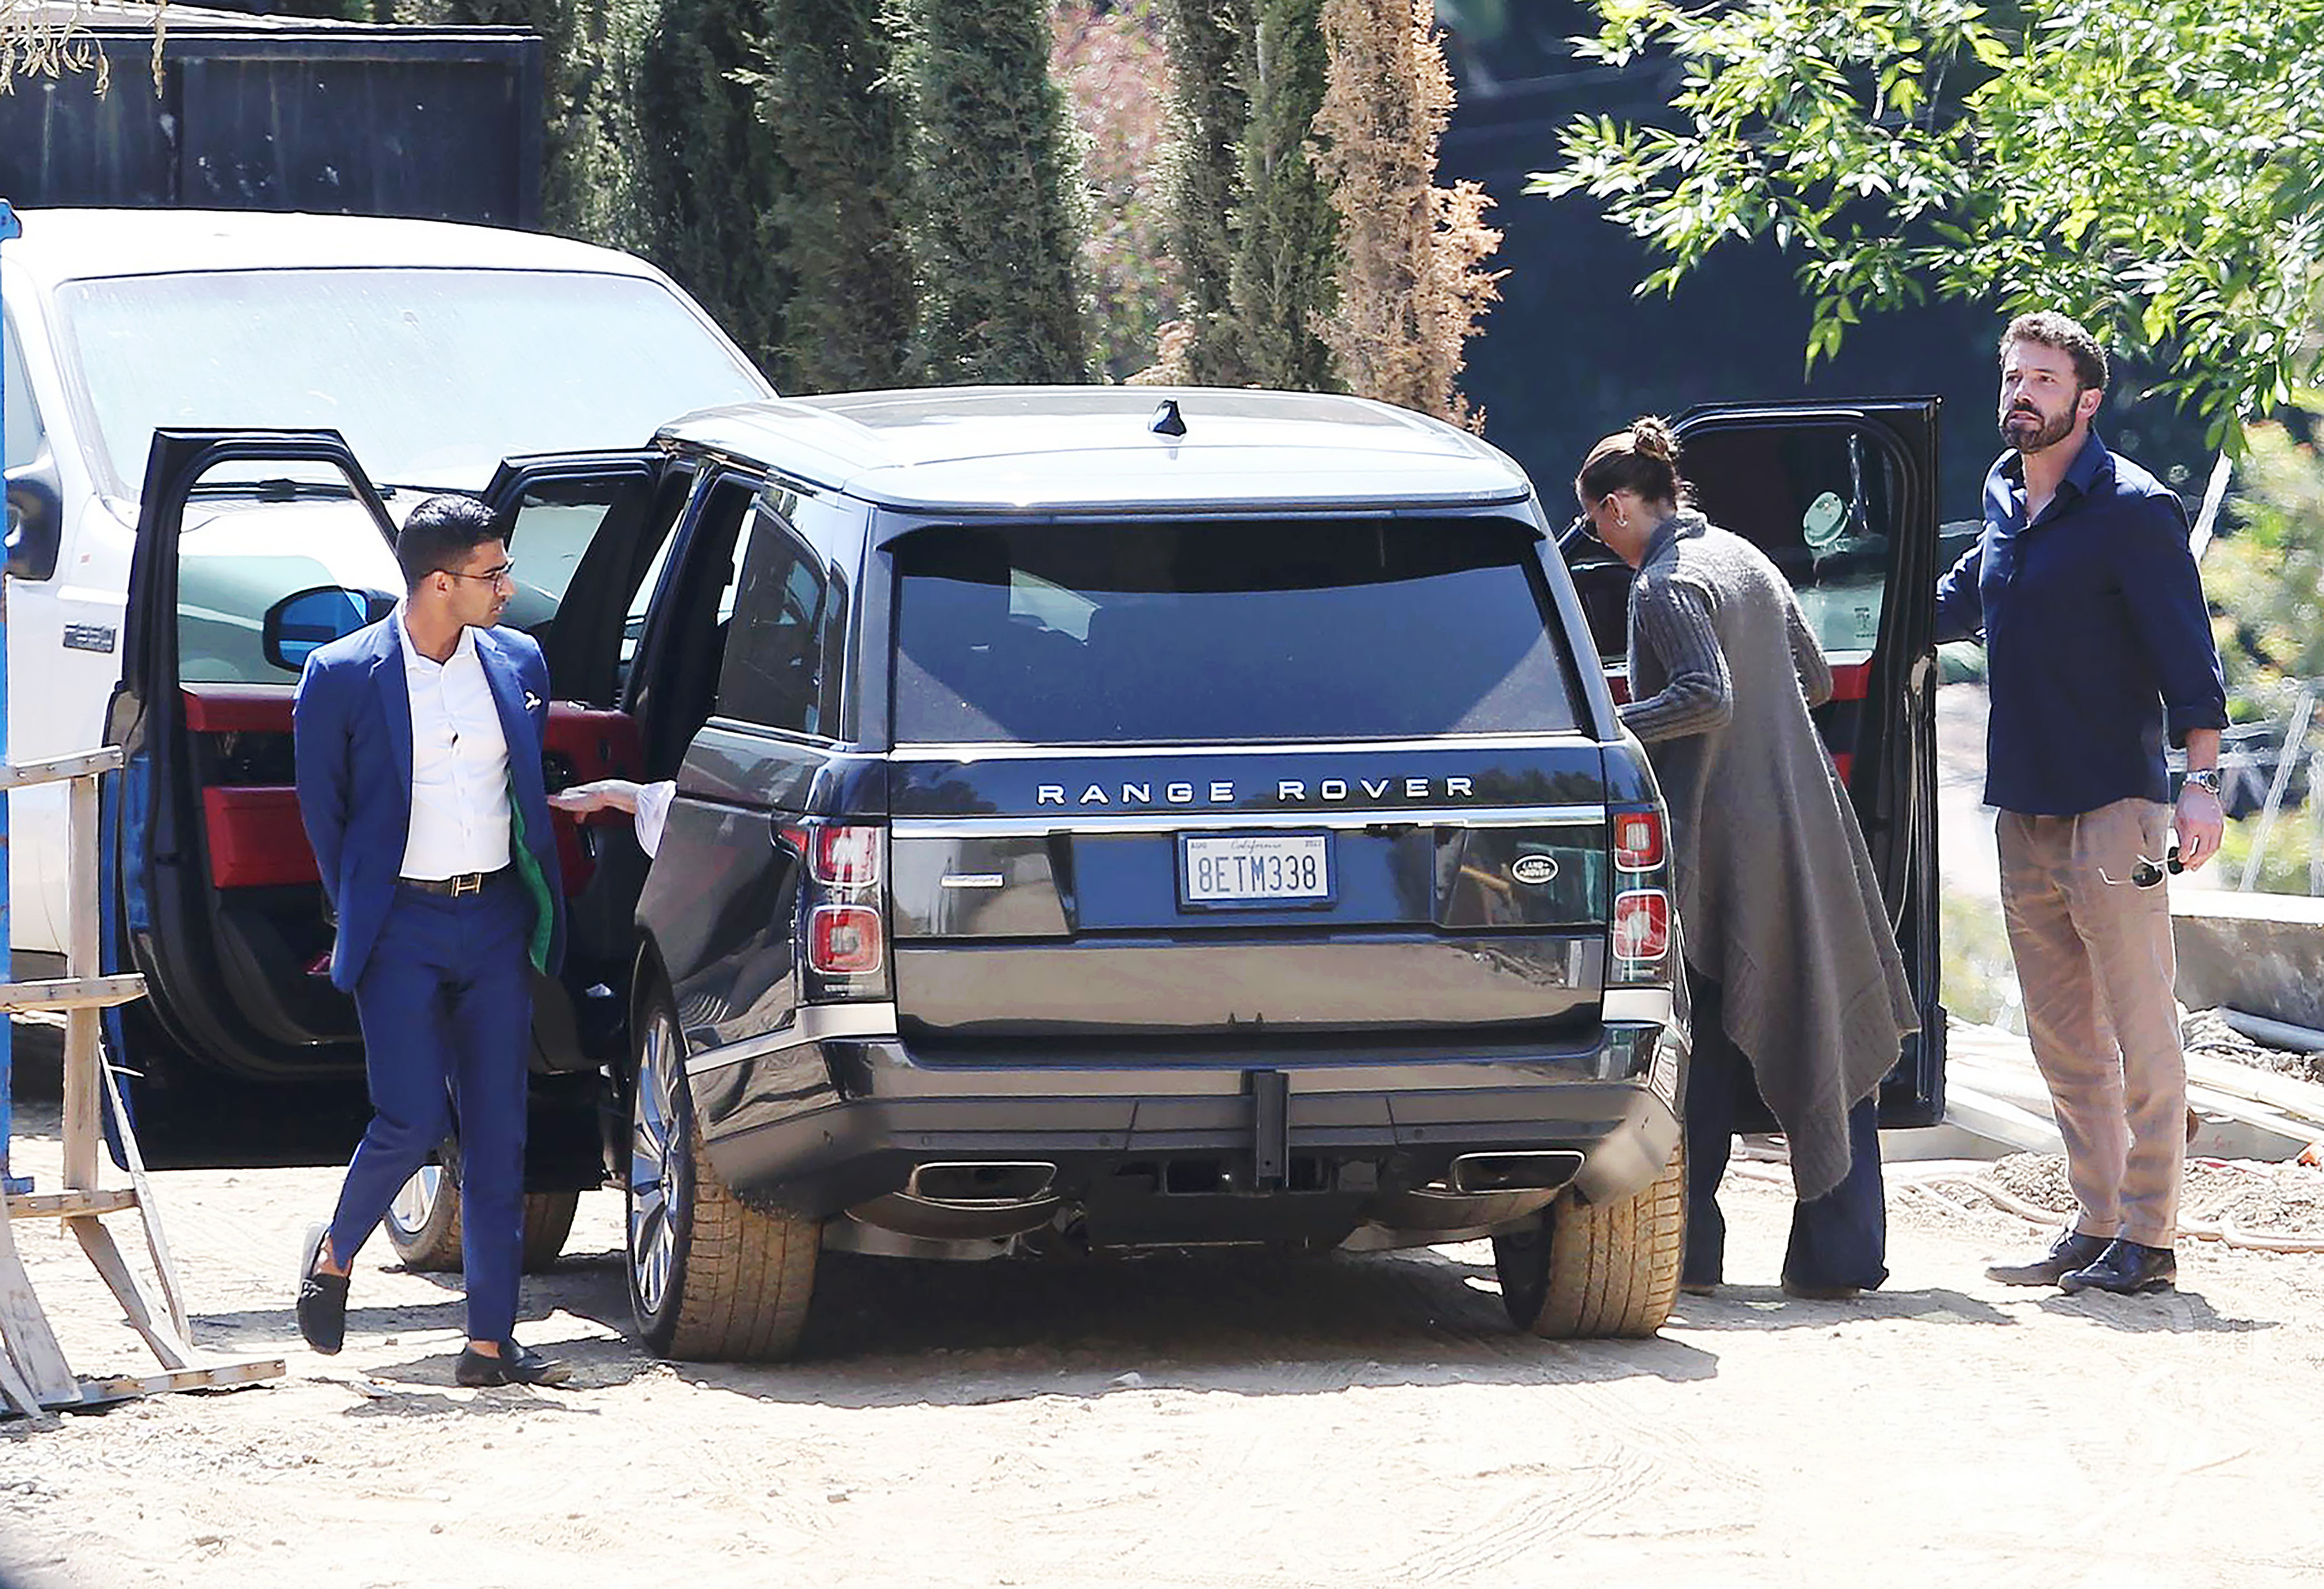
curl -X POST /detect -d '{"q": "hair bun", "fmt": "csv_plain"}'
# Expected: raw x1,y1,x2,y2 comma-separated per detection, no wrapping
1629,415,1680,466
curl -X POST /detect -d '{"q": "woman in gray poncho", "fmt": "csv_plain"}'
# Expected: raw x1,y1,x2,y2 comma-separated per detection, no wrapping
1576,417,1918,1299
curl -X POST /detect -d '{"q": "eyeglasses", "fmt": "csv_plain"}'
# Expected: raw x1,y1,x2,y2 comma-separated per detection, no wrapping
442,560,516,589
2100,847,2183,889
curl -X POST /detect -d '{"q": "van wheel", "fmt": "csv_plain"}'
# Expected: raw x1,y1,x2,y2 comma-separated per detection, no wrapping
626,989,818,1361
1492,1140,1685,1339
386,1154,583,1274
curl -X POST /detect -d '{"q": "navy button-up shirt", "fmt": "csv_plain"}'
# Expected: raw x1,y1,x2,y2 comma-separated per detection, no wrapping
1935,430,2227,816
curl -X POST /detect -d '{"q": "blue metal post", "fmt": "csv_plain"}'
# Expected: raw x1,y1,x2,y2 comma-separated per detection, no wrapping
1,197,23,1195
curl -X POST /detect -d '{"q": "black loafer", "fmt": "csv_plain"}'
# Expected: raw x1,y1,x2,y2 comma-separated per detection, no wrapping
1986,1228,2109,1288
2060,1238,2177,1296
295,1222,349,1355
455,1340,574,1388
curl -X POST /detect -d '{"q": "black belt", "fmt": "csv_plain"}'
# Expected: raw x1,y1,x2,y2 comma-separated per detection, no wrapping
398,866,511,898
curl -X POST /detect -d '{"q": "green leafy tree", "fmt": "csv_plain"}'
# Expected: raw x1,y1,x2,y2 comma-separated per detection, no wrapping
1533,0,2324,449
2205,409,2324,719
895,0,1090,384
751,0,913,391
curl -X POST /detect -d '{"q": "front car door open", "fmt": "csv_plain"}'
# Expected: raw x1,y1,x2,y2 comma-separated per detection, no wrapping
106,430,674,1163
1560,400,1946,1126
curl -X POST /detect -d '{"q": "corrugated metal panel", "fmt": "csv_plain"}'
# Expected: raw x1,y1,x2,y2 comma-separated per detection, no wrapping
0,26,543,227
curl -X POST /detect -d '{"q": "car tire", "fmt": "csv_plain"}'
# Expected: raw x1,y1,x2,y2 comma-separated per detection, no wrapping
386,1151,583,1275
1492,1140,1685,1340
626,987,818,1361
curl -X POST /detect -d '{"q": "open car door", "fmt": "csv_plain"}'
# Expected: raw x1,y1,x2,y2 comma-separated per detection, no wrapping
1561,399,1946,1126
104,429,675,1164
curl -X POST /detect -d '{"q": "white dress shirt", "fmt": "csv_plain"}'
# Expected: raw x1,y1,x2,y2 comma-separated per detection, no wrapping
396,611,513,880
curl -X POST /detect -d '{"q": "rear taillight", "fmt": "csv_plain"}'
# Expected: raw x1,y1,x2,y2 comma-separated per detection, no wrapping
783,821,890,1000
1612,890,1669,963
1613,810,1664,872
808,904,885,975
1609,806,1673,987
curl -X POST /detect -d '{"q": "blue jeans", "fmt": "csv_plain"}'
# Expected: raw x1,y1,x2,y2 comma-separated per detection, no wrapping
1683,969,1888,1291
327,872,534,1342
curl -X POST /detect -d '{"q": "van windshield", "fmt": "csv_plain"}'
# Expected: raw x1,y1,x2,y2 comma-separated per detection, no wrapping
893,518,1582,745
58,268,766,496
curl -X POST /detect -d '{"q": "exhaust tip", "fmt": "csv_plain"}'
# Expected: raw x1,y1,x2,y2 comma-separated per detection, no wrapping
906,1160,1058,1206
1448,1150,1584,1195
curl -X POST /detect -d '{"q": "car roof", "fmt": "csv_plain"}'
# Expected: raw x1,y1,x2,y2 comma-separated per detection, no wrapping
662,387,1539,514
0,208,671,290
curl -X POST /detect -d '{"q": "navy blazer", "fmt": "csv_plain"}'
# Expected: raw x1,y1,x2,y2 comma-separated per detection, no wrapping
292,615,566,992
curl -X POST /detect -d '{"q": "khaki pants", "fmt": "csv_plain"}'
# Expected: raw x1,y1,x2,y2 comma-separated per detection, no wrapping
1997,798,2185,1247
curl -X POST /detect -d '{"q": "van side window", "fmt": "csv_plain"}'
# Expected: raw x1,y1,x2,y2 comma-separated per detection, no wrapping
714,496,831,736
3,314,42,471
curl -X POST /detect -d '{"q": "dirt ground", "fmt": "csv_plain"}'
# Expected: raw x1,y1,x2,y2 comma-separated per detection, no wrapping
5,1089,2322,1589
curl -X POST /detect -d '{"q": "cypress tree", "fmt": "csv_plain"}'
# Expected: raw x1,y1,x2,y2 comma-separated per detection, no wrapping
1228,0,1338,392
1312,0,1501,426
893,0,1090,385
1154,0,1253,386
755,0,914,391
633,0,793,382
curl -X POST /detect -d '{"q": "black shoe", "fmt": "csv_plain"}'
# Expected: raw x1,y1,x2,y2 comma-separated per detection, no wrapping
1780,1279,1861,1301
295,1222,349,1355
2060,1238,2177,1296
1985,1228,2110,1287
455,1341,574,1388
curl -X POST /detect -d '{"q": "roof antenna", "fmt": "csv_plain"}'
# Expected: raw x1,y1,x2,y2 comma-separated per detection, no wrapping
1148,398,1187,438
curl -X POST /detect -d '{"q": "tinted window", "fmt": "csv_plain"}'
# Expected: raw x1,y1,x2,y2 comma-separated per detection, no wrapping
715,499,833,736
893,518,1579,745
1684,424,1897,663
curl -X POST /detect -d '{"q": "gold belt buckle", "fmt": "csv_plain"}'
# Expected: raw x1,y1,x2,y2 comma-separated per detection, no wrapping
451,873,481,898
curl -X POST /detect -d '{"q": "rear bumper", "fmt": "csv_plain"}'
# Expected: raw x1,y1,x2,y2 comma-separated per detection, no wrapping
685,1002,1686,1239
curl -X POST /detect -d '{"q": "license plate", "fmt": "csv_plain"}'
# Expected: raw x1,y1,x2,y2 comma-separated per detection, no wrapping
1178,831,1333,909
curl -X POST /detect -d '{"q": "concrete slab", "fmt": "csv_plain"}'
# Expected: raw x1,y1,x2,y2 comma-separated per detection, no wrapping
2172,889,2324,1029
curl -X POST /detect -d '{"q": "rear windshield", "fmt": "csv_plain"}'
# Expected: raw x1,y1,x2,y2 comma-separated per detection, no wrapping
892,518,1582,745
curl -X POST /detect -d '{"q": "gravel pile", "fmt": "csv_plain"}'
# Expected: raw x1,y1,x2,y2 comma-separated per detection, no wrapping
1986,1150,2324,1241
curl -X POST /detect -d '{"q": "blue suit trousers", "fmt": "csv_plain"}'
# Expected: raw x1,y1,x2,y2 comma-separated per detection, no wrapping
327,871,534,1343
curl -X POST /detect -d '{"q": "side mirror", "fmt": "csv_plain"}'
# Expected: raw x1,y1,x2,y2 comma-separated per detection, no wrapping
262,585,396,674
5,451,65,582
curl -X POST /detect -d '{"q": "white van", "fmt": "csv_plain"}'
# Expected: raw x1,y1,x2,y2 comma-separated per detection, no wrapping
0,208,773,970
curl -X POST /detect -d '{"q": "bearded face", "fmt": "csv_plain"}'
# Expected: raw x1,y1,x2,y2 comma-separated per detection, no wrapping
1998,340,2092,455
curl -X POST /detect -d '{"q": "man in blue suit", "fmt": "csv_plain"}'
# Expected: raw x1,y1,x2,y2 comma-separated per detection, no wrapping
290,493,571,1386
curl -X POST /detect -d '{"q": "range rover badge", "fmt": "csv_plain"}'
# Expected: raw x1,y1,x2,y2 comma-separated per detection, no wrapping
1509,854,1560,886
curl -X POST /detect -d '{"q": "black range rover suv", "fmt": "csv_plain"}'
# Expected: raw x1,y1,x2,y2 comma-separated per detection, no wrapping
109,388,1943,1359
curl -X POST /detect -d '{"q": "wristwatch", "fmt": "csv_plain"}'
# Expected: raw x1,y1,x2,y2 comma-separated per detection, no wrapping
2185,768,2222,796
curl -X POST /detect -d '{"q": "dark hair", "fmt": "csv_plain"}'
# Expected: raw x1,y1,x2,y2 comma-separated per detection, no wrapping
394,493,504,593
2001,310,2109,391
1576,414,1689,507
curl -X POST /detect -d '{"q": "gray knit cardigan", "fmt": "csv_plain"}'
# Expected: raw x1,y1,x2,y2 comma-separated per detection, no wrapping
1619,511,1919,1200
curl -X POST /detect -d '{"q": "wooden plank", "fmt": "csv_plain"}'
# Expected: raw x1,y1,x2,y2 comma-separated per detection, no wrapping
6,1189,137,1219
0,747,122,791
0,975,148,1015
61,778,103,1191
67,1355,283,1410
99,1051,189,1341
0,1190,79,1406
68,1219,195,1372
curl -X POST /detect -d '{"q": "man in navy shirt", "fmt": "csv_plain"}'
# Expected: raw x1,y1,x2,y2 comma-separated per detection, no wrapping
1937,310,2227,1297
